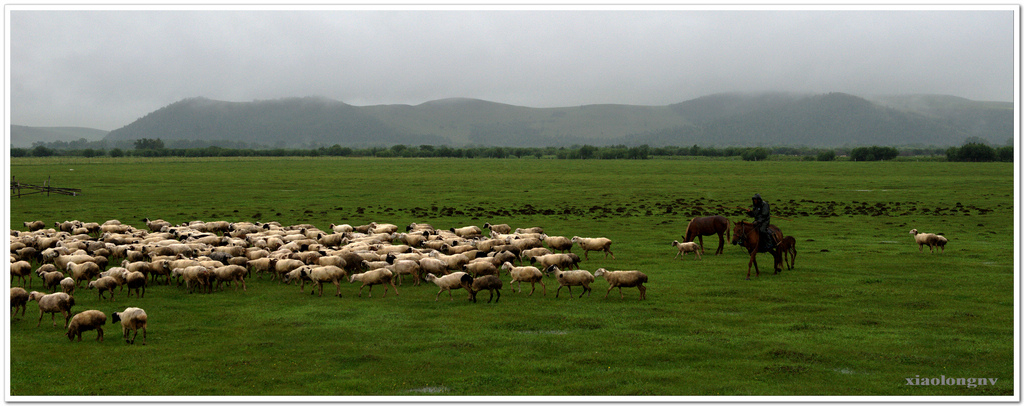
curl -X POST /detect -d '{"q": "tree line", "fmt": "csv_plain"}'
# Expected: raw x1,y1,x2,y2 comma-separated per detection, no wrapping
11,138,1011,162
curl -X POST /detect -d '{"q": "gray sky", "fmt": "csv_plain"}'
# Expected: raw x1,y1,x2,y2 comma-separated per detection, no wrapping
8,7,1016,131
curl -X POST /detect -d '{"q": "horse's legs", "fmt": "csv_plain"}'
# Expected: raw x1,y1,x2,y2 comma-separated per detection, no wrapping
716,232,724,255
698,236,705,255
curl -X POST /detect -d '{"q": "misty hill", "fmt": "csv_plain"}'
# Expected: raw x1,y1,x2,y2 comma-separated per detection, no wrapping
11,125,108,149
101,93,1012,148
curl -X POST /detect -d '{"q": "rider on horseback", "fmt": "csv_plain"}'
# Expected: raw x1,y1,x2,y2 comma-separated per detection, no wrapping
747,193,776,250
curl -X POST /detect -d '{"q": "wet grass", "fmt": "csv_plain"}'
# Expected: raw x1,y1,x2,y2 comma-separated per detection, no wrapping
7,157,1015,398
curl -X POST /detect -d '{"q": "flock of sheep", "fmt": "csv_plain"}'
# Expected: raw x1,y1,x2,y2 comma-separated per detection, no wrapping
10,218,651,343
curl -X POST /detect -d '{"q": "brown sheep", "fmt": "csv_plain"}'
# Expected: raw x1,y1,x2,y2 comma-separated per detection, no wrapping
10,261,33,288
11,287,29,319
459,274,503,303
66,310,107,342
124,271,147,298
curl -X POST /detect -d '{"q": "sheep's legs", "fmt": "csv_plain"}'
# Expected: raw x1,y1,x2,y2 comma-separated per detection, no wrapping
638,285,646,300
96,327,104,342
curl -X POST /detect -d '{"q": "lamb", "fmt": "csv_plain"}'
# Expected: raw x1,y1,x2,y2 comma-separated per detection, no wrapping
11,287,29,319
210,264,248,291
671,240,703,260
483,223,511,234
67,261,102,288
124,271,147,298
112,307,147,345
349,268,397,298
543,265,594,299
10,260,33,287
301,265,347,297
65,310,107,342
501,262,545,296
181,266,212,294
571,236,615,260
777,236,797,270
909,229,948,253
593,268,648,300
273,258,306,282
424,271,468,301
87,276,119,301
27,291,74,327
459,274,503,303
282,267,314,292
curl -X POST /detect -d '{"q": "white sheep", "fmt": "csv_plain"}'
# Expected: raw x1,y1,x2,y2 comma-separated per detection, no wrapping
671,240,703,260
210,264,248,291
424,271,468,301
530,253,581,270
302,265,347,297
349,268,397,298
112,307,147,345
27,291,75,327
181,266,212,294
909,229,948,253
593,268,648,300
501,262,545,296
388,260,422,286
450,225,482,238
67,261,102,288
463,260,499,278
571,236,615,260
11,287,29,319
543,265,594,299
65,310,107,342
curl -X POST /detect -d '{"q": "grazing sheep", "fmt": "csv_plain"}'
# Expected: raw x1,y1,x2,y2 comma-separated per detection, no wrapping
483,223,511,234
501,262,545,296
273,259,306,282
349,268,397,298
515,227,544,234
87,276,119,301
65,310,107,342
777,236,797,270
459,274,503,303
67,261,102,288
11,287,28,319
543,265,594,299
281,267,314,292
910,229,948,253
671,240,703,260
10,260,32,288
124,271,147,298
571,236,615,260
418,257,449,278
210,265,247,291
302,265,347,297
424,271,468,301
59,277,76,295
593,268,648,300
112,307,147,345
27,291,74,327
143,218,172,232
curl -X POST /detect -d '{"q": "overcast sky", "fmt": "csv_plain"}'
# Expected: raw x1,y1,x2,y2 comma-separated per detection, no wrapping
8,6,1016,131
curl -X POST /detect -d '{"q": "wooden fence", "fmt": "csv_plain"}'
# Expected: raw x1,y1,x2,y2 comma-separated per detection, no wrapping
10,176,81,197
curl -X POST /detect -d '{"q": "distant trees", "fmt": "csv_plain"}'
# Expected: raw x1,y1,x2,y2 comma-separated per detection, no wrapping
946,142,1013,162
850,146,899,161
134,138,165,150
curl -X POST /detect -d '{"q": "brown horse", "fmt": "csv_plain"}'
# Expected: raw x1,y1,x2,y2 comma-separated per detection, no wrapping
778,236,797,270
683,215,731,255
730,221,784,280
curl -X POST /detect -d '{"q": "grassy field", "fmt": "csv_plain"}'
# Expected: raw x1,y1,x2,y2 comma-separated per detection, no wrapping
6,157,1016,398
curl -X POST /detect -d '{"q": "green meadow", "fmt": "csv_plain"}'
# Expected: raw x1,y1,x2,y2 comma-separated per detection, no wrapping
7,157,1016,397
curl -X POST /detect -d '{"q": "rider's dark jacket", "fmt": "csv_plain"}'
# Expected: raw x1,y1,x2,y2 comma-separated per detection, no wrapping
747,197,771,232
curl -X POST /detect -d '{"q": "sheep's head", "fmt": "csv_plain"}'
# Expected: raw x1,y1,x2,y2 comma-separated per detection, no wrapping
111,312,121,324
909,229,919,236
594,268,607,277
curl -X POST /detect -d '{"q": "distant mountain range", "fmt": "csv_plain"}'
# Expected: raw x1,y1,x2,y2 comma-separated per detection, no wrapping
10,125,109,149
15,92,1014,149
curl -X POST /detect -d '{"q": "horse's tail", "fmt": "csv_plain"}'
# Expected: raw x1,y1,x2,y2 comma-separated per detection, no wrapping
726,218,732,242
683,217,695,241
